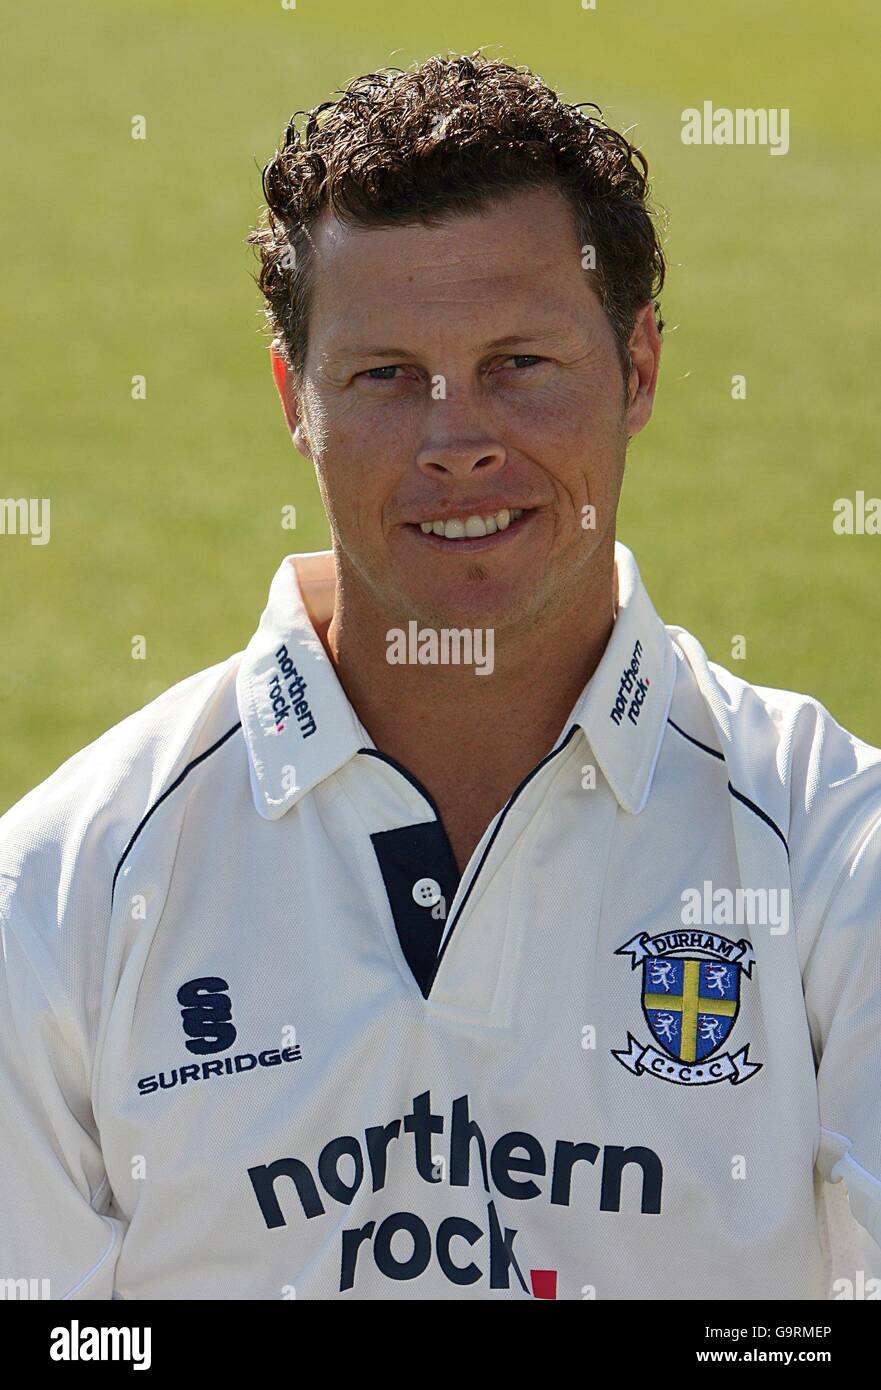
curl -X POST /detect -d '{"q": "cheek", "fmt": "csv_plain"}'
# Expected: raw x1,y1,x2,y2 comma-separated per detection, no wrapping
313,412,406,539
515,382,624,478
319,394,419,462
511,386,626,539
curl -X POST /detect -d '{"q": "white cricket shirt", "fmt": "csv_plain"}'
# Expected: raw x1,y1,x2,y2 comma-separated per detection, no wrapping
1,542,880,1300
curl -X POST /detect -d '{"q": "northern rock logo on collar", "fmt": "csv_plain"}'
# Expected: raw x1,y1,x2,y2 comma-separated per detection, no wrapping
266,643,317,739
609,639,651,728
611,929,763,1087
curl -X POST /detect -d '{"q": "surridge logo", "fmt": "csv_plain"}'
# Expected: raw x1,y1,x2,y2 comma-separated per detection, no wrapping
609,639,651,727
136,976,302,1097
178,976,236,1054
247,1089,663,1295
269,643,317,738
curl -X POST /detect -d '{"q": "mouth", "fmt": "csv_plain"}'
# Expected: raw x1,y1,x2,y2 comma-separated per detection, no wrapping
404,506,537,552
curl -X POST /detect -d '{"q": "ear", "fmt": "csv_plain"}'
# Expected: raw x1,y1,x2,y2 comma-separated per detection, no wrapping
623,303,661,439
271,349,312,458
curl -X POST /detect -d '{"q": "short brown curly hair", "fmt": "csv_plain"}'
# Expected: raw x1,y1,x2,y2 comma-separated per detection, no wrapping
248,51,665,381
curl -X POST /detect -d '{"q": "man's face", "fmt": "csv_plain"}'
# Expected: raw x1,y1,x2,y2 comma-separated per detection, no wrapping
281,184,659,630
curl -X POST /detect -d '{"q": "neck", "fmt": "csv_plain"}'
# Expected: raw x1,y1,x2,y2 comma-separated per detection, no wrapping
320,542,618,790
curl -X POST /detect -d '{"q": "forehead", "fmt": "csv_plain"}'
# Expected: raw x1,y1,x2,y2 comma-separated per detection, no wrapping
306,185,600,348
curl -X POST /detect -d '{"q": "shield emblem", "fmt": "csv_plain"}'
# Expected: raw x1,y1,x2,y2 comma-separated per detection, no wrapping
642,956,740,1062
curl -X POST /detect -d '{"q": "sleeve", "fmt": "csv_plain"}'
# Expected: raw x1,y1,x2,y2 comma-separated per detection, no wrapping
0,656,239,1300
804,805,881,1253
0,882,124,1299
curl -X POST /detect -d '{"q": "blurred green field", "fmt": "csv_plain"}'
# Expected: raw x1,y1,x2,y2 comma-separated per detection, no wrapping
1,0,880,811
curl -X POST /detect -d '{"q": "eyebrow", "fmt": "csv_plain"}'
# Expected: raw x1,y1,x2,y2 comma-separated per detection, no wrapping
323,346,420,363
323,328,571,365
481,330,569,351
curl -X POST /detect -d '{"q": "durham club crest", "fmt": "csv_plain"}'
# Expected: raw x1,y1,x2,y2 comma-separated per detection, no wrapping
611,930,763,1087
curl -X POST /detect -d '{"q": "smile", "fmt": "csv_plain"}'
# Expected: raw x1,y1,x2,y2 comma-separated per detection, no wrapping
414,507,525,540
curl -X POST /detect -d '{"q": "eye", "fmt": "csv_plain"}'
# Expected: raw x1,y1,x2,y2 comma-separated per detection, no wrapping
508,354,542,369
363,365,401,381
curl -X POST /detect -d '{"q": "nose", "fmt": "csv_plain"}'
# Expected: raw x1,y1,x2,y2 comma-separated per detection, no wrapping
416,435,507,482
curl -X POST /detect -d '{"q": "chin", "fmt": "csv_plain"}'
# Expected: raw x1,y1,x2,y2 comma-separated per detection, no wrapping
401,571,535,632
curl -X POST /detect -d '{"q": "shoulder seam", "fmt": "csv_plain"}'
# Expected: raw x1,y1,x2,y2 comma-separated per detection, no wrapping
110,721,243,908
667,717,790,860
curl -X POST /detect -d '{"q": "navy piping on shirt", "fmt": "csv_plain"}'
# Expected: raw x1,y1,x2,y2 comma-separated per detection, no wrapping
667,717,790,859
110,721,243,908
107,711,789,973
424,722,582,995
357,748,448,823
357,746,462,890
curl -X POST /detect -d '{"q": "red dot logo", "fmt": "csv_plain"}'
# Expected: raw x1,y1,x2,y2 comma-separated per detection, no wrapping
530,1268,557,1300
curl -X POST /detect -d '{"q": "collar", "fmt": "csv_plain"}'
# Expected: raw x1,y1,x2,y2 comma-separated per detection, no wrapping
236,550,367,820
237,541,675,821
565,541,676,814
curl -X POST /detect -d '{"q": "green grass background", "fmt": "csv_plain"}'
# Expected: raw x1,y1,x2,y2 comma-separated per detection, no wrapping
1,0,879,810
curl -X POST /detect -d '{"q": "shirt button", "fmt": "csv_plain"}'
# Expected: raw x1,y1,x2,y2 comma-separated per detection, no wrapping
412,877,442,908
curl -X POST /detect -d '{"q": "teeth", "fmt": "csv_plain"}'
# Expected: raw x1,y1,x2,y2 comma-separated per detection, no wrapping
418,507,526,539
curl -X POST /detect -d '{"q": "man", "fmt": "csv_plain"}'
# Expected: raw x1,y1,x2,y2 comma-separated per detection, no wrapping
1,52,879,1301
